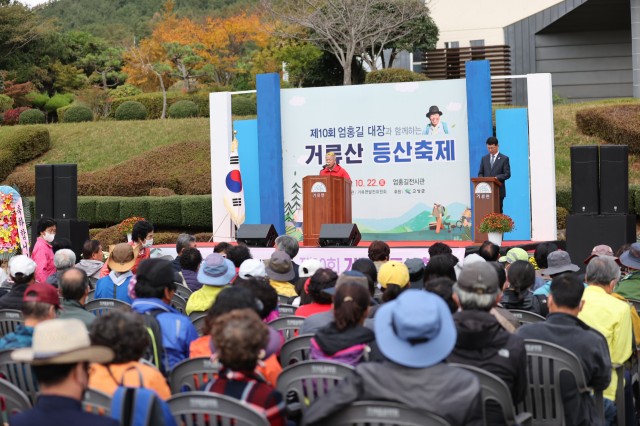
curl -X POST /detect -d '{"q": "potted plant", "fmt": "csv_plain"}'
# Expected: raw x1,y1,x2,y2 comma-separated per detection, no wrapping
117,216,146,242
479,213,514,246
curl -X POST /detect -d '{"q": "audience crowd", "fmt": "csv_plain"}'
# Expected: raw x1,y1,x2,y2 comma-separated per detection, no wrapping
1,217,640,425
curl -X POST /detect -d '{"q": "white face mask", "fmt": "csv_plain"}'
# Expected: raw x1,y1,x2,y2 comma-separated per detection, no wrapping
143,238,154,248
43,232,55,243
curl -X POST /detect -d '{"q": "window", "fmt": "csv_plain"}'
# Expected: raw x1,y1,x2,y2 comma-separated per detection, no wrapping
444,41,459,48
470,39,485,47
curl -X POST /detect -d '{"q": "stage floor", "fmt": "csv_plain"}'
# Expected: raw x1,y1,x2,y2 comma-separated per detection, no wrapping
158,240,540,249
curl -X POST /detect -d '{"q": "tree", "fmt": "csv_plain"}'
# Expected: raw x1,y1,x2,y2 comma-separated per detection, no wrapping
162,42,205,92
0,2,53,62
262,0,435,85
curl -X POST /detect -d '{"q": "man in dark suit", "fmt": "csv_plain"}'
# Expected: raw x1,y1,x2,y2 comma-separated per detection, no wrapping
478,136,510,212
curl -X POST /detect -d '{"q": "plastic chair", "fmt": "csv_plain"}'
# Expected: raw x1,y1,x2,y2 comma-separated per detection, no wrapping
278,294,293,305
519,339,605,426
0,377,31,422
175,285,192,301
169,356,221,394
0,309,23,338
170,293,187,314
507,309,545,325
268,316,305,341
276,360,356,416
86,289,95,302
83,388,112,416
279,334,313,367
190,314,207,337
449,363,532,426
167,391,269,426
0,349,38,405
278,304,297,317
324,400,452,426
85,298,131,316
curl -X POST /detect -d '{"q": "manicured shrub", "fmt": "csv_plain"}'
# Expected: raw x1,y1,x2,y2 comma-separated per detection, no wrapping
0,94,14,112
555,187,571,212
93,225,127,246
366,69,428,84
3,107,31,125
148,197,181,226
114,101,147,121
62,105,93,123
168,100,199,119
576,105,640,153
95,198,122,225
0,126,50,180
77,197,98,224
232,96,257,116
149,187,176,197
119,197,150,220
44,93,73,114
18,109,45,125
181,196,212,229
110,91,211,120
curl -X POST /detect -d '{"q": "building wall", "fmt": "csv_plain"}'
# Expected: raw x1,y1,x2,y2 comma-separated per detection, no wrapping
428,0,564,48
536,30,632,101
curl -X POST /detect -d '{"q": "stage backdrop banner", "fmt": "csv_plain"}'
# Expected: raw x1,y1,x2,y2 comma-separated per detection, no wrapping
280,80,471,242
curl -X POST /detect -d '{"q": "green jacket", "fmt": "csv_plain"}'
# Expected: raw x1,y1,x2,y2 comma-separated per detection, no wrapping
615,271,640,301
58,299,95,329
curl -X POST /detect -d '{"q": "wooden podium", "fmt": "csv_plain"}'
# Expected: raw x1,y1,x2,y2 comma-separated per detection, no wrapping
471,177,502,243
303,175,352,247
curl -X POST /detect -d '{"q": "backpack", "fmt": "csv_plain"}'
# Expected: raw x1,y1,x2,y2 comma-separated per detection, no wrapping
140,310,169,376
109,368,176,426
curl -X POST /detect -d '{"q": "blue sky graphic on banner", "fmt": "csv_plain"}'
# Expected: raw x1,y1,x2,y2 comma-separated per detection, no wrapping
280,80,471,241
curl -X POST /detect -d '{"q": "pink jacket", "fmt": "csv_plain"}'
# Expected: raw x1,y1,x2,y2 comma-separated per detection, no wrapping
32,237,55,283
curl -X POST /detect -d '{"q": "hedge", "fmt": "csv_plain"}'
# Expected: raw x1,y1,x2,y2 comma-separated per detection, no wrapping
556,185,640,215
110,92,212,120
115,101,147,121
365,69,428,84
18,109,45,125
576,105,640,153
63,105,93,123
168,100,199,118
0,126,50,181
77,195,212,229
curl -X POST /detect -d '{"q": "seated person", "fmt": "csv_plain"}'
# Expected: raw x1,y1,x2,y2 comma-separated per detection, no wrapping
0,255,37,311
89,310,170,399
10,319,118,426
189,285,282,387
95,243,139,304
500,260,548,316
204,308,286,426
310,281,383,366
46,249,76,288
265,251,297,299
75,240,104,289
185,253,235,315
295,268,336,318
179,247,203,292
304,290,483,426
58,268,95,330
0,282,59,350
517,273,613,425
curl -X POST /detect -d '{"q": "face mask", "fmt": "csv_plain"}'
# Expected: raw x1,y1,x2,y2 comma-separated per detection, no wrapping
143,238,154,248
43,232,55,243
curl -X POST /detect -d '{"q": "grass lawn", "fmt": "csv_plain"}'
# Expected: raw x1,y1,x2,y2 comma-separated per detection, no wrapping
35,117,210,172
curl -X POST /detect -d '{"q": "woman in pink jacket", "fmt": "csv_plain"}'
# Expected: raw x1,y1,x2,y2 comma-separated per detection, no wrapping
31,218,57,283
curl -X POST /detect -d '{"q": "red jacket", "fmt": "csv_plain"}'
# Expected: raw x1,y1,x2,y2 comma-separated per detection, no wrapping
320,164,351,181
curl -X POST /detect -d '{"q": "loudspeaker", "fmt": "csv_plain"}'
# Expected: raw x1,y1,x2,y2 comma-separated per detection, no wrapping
319,224,361,247
236,224,278,247
35,165,54,221
566,214,635,271
570,146,599,214
55,219,90,261
599,145,628,214
53,164,77,220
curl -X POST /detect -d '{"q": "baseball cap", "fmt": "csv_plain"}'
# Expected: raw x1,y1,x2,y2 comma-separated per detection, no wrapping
9,255,36,277
584,245,618,265
238,259,267,279
299,259,323,278
498,248,528,264
136,258,176,289
23,282,61,309
378,261,410,288
456,262,499,295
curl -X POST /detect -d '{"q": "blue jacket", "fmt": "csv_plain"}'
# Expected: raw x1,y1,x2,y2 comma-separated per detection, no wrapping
131,298,199,370
0,324,33,350
11,395,118,426
95,274,133,304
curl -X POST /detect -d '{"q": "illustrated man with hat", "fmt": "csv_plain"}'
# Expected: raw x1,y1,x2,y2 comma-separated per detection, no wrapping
304,289,483,426
449,263,527,424
424,105,449,135
94,242,139,304
10,318,118,426
0,281,60,350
